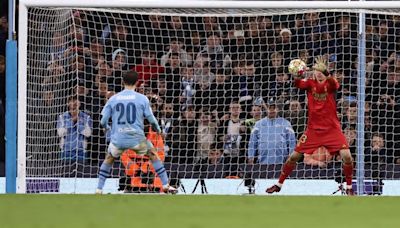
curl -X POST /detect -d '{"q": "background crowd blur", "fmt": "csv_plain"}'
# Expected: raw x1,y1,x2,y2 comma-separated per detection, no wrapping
1,2,400,189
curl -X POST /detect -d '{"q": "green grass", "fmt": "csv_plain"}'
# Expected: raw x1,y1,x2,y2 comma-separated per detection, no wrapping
0,195,398,228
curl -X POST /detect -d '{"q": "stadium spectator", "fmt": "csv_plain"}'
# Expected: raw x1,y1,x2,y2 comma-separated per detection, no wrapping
108,48,127,92
229,61,244,100
167,16,186,37
245,18,266,55
266,51,284,77
148,77,166,105
197,32,231,73
136,83,152,97
376,20,396,61
366,23,379,45
180,67,195,110
89,78,112,162
298,49,312,67
200,142,224,165
76,80,91,112
40,91,59,128
275,28,295,59
96,56,113,75
169,106,198,164
186,31,203,54
344,102,357,128
104,20,134,63
133,48,164,87
194,69,231,114
163,53,182,102
164,52,181,74
57,96,93,162
291,15,305,48
209,70,234,114
225,24,246,61
238,61,262,115
47,31,69,65
243,105,263,132
371,93,400,153
272,67,292,105
201,16,223,37
365,133,387,195
193,53,215,85
111,48,128,71
24,89,62,173
161,37,191,67
143,13,167,53
86,38,105,70
217,100,245,164
247,102,295,165
335,14,358,67
159,102,177,156
197,110,217,162
242,105,263,160
378,66,400,100
283,100,306,137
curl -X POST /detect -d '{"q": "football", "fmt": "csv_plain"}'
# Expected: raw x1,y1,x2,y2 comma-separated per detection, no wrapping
288,59,307,76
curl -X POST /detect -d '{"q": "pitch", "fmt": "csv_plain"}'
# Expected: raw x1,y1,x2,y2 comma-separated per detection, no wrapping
0,195,398,228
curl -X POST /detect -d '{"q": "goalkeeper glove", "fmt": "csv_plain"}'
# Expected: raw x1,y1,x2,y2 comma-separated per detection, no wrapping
313,56,329,76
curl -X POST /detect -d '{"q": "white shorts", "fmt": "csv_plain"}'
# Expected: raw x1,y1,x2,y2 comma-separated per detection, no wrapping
108,140,154,158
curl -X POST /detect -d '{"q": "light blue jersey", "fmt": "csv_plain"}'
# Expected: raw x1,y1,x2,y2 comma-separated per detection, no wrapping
97,90,171,192
100,89,158,149
248,117,296,165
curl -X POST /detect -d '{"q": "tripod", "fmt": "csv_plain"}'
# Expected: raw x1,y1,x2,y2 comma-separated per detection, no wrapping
332,183,346,195
192,179,208,194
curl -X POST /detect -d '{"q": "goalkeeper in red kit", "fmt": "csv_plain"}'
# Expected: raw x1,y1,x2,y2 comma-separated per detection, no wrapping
266,56,355,195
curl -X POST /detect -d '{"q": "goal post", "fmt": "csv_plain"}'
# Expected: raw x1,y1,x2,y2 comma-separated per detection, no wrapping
15,0,400,194
18,0,400,9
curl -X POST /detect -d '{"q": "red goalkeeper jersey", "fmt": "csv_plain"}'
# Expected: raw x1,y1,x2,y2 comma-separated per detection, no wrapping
294,77,341,130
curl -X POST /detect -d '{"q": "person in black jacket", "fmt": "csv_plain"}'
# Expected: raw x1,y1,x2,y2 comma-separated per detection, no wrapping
365,133,387,195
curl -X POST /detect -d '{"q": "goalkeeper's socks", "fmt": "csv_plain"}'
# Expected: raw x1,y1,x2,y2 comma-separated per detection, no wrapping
343,163,353,187
152,159,169,186
97,162,112,190
278,162,296,185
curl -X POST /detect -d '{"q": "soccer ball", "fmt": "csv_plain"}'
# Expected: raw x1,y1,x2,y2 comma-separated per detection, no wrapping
288,59,307,76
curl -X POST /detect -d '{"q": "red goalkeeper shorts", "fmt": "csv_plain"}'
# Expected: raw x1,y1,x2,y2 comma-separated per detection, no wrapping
294,128,349,154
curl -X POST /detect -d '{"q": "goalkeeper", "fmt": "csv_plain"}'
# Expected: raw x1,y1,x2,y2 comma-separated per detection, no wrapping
96,71,177,194
266,56,355,195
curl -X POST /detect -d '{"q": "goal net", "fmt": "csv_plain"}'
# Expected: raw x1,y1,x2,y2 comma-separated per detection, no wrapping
20,4,400,194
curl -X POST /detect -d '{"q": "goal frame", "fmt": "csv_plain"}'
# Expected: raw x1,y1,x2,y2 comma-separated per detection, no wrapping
14,0,400,194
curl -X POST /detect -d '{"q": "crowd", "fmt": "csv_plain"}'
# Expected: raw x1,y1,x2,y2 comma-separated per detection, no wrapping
2,8,400,185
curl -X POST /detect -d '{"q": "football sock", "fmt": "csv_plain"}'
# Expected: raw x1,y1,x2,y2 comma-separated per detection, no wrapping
152,159,169,186
97,162,112,190
343,163,353,188
278,162,296,185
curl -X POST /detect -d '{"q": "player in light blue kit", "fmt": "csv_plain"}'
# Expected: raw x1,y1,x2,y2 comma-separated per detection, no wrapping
96,71,177,194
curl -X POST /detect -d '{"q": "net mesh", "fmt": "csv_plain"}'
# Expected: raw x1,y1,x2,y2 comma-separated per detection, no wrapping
25,7,400,194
